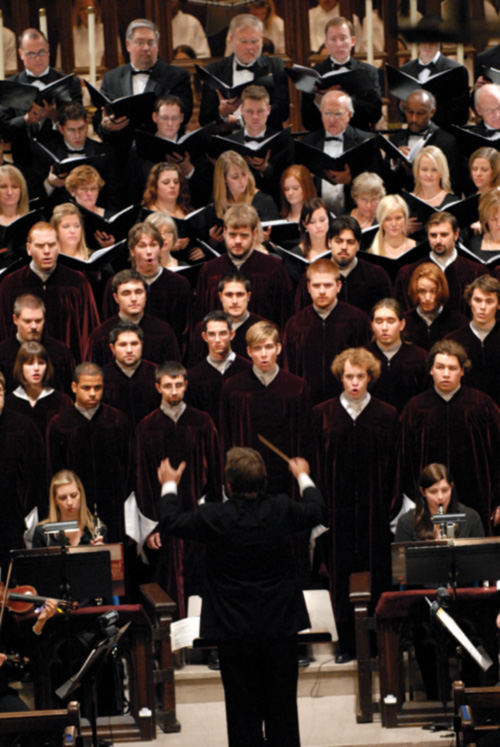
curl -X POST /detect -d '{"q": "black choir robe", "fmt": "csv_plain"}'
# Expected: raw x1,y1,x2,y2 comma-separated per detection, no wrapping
394,255,487,314
444,323,500,405
188,312,269,367
396,386,500,532
294,257,392,316
101,268,192,359
85,313,180,366
365,341,429,413
283,303,372,406
0,334,75,394
403,306,468,351
47,404,132,542
186,355,251,429
136,405,222,617
0,409,46,570
0,265,100,362
102,359,160,432
312,396,398,623
195,252,293,329
5,389,73,441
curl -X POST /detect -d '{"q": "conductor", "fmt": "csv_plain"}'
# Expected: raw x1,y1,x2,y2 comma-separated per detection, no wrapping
156,448,326,747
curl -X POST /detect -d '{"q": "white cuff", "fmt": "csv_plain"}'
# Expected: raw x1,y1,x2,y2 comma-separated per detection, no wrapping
297,473,315,495
161,481,178,497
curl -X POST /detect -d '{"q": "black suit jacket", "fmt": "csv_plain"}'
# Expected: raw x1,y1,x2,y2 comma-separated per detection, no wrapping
388,121,463,193
475,44,500,82
400,55,470,128
157,483,326,640
93,59,193,139
1,69,83,166
199,54,290,130
300,57,382,132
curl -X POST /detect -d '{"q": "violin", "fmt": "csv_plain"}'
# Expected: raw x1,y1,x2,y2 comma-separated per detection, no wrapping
0,582,79,614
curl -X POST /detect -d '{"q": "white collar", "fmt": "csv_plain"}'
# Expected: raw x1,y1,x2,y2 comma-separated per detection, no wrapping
252,364,279,387
160,400,186,422
340,390,371,420
207,350,236,374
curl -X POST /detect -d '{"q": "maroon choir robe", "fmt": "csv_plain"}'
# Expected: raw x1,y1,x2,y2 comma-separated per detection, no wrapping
295,257,392,315
5,389,73,440
102,359,159,431
47,404,132,541
0,264,100,362
186,355,251,429
136,405,222,617
0,409,45,569
101,268,192,359
312,396,398,623
0,334,75,394
188,312,268,367
396,386,500,531
195,252,293,329
394,255,486,313
85,313,180,366
283,303,372,406
445,323,500,405
364,340,429,413
403,306,467,351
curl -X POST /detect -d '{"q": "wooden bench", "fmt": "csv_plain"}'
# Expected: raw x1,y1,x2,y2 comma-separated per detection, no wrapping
0,701,80,745
454,680,500,746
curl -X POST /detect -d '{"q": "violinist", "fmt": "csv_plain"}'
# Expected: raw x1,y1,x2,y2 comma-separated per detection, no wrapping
33,470,106,548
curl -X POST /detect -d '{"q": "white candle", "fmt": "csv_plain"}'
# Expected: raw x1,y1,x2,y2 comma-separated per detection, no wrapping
365,0,374,66
0,11,4,81
88,6,96,83
409,0,418,61
39,8,48,41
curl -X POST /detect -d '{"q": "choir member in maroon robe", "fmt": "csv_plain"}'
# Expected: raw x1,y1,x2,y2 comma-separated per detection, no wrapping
394,212,487,313
47,362,132,542
365,298,428,413
186,311,251,429
102,321,160,431
136,361,222,617
220,322,311,499
188,272,269,366
195,204,293,329
294,216,392,314
0,223,100,362
403,262,467,351
5,342,72,440
396,339,500,533
283,258,372,406
86,269,180,366
445,275,500,405
312,348,398,662
0,372,46,572
0,294,75,394
101,223,192,358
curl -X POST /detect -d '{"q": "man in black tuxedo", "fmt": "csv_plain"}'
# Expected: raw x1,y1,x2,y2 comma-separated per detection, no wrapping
387,90,461,193
300,16,382,132
399,37,470,129
156,448,326,747
471,83,500,139
1,28,82,166
198,13,289,130
31,101,111,207
301,90,372,215
474,43,500,86
93,18,193,143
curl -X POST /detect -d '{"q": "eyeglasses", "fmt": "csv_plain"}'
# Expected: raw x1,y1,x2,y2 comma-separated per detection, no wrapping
482,105,500,117
323,110,349,119
132,39,157,48
24,49,49,59
158,115,181,123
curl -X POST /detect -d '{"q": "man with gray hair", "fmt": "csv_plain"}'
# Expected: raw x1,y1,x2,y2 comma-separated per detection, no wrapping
301,90,373,215
198,13,289,129
471,83,500,139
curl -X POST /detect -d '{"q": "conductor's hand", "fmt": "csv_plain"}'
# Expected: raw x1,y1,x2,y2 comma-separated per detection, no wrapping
157,457,186,486
289,457,310,479
146,531,162,550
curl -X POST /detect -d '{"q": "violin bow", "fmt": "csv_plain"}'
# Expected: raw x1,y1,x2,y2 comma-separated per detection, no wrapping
0,560,14,635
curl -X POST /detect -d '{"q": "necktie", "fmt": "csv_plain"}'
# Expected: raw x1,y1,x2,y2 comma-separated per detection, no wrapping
331,60,351,71
244,135,265,143
417,62,436,75
325,135,342,142
131,68,153,76
236,62,259,74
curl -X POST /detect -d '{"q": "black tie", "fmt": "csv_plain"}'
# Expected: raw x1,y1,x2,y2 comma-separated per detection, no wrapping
236,62,259,74
417,62,436,75
331,60,351,71
27,74,53,85
244,135,266,143
66,149,85,154
131,68,153,76
325,136,342,142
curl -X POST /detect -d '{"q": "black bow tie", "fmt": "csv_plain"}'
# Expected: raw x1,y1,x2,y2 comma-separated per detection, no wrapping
236,62,259,74
244,135,266,143
331,60,351,71
417,62,436,74
131,67,153,76
325,135,342,142
27,73,52,84
66,149,85,154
